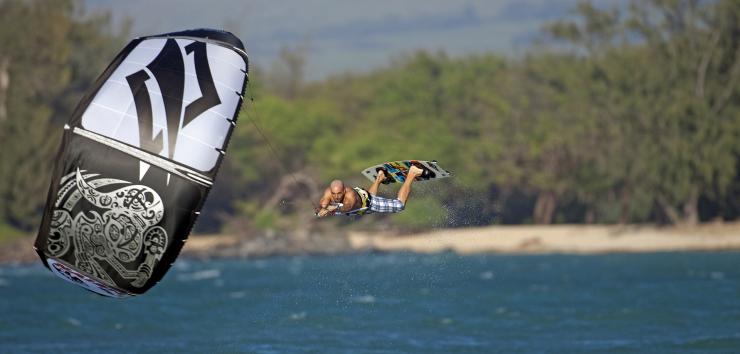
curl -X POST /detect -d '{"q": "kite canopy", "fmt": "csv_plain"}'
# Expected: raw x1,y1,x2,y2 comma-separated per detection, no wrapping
35,29,249,297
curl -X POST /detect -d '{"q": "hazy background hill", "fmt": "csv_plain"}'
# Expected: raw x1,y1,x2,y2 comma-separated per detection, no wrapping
84,0,614,80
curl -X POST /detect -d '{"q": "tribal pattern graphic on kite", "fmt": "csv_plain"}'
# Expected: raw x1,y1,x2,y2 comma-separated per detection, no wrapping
47,169,168,289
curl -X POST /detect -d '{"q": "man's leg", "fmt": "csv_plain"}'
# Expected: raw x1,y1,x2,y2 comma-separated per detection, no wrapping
397,166,423,205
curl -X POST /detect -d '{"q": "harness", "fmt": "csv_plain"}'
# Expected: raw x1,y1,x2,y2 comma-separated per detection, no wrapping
343,187,372,216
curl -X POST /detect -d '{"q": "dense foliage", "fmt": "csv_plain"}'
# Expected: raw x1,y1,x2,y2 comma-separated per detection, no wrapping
1,0,738,238
0,0,127,233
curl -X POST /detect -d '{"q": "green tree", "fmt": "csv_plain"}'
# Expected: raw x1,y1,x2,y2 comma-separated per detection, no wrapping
0,0,125,231
546,0,740,225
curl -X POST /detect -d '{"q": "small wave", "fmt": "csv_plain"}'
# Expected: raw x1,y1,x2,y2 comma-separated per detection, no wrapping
228,291,247,299
1,265,51,277
351,295,376,304
66,318,81,327
177,269,221,281
173,260,191,271
288,264,302,275
687,270,727,280
529,284,550,292
479,271,494,280
673,333,740,349
290,312,307,320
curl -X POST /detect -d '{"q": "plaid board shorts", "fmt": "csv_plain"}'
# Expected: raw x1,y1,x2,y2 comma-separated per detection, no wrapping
369,194,405,213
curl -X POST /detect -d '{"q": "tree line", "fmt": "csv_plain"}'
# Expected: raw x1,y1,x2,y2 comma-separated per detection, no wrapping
1,0,738,239
0,0,127,237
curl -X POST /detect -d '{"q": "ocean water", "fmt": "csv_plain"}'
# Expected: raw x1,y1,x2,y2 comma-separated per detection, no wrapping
1,252,739,353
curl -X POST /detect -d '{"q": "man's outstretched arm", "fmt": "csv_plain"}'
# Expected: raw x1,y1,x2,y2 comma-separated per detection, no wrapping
397,166,423,205
368,170,386,195
318,188,331,209
316,188,336,217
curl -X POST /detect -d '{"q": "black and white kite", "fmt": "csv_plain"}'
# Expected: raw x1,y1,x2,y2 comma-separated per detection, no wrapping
34,29,249,297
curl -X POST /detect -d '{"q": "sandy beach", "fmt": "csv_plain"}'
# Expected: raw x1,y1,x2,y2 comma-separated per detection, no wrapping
3,222,740,264
182,222,740,258
346,222,740,254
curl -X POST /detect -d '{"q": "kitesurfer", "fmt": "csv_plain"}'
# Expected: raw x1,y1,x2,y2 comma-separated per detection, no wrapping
316,166,424,217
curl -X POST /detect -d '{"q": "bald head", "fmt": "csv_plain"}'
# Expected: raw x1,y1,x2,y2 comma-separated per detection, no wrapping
330,179,344,193
328,179,346,203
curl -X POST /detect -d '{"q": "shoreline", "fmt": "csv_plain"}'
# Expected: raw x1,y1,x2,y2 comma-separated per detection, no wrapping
346,222,740,255
3,222,740,265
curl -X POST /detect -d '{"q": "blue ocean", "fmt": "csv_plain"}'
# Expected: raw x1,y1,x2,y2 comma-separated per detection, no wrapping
1,252,740,353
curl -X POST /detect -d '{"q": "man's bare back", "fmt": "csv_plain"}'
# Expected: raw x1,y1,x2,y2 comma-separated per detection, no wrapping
328,186,360,211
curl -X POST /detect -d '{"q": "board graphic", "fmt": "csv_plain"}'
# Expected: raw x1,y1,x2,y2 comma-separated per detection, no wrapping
361,160,451,184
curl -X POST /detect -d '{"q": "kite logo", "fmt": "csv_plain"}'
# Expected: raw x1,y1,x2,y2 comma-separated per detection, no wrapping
126,39,221,159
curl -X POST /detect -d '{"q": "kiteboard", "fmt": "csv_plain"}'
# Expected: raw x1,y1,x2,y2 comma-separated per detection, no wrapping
361,160,451,184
